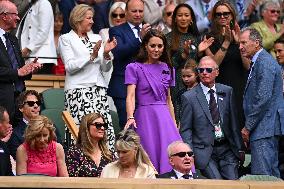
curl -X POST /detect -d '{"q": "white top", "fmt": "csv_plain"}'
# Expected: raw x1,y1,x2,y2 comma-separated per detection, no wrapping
58,30,113,90
200,82,217,104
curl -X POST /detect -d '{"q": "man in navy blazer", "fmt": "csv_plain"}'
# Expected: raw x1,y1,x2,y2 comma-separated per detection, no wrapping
0,1,41,125
158,141,202,179
240,28,284,177
180,56,245,179
108,0,151,128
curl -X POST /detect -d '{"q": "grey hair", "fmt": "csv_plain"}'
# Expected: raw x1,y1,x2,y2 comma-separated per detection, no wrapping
0,0,13,14
241,27,263,47
109,2,126,27
199,56,219,69
167,141,191,157
261,0,280,15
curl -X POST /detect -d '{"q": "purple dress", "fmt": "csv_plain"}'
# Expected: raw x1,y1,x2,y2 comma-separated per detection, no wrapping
125,62,182,174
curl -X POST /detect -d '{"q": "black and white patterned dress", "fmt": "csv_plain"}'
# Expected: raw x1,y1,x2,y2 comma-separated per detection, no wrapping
63,34,115,153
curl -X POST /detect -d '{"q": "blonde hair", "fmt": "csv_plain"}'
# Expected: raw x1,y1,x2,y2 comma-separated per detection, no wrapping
116,129,153,169
69,4,94,31
24,115,56,150
77,112,112,161
109,2,126,27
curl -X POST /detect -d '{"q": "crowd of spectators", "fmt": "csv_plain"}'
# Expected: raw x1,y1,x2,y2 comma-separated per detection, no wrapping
1,0,284,181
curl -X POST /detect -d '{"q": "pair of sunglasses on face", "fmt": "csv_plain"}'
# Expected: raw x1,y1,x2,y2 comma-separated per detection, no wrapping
90,122,108,130
24,101,41,107
215,11,231,18
196,67,217,74
171,151,194,158
111,13,125,18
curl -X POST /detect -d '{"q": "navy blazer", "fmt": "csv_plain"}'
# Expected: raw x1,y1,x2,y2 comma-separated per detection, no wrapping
0,141,13,176
0,33,31,120
107,22,141,98
243,49,284,141
180,83,244,169
157,169,201,179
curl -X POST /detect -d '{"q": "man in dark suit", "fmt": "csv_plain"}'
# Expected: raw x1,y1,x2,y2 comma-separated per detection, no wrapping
180,56,245,180
240,28,284,177
108,0,151,128
158,141,201,179
0,106,13,176
0,0,41,125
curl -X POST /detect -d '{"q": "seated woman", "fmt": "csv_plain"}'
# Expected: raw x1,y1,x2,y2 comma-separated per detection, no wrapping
16,115,68,176
66,113,114,177
101,129,156,178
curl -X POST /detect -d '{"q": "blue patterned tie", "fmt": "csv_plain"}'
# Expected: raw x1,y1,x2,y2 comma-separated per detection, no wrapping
205,4,210,16
236,0,245,20
4,33,24,92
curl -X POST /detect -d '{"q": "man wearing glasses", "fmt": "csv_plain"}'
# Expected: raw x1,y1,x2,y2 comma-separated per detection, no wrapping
180,56,245,179
0,0,41,125
158,141,201,179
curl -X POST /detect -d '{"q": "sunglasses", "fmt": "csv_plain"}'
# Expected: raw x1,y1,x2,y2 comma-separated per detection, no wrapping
196,67,216,74
90,122,108,130
269,9,280,14
24,101,41,107
111,13,125,18
171,151,194,158
166,11,173,17
215,12,231,18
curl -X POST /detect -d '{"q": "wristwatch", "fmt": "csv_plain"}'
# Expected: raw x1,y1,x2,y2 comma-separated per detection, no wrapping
220,46,227,52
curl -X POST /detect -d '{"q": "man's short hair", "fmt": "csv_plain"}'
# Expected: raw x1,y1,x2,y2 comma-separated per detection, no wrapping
241,27,263,47
17,90,42,109
167,140,191,157
126,0,144,10
274,37,284,45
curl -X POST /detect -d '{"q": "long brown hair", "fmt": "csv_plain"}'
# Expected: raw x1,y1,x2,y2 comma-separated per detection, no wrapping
170,3,199,51
77,113,112,161
210,0,237,41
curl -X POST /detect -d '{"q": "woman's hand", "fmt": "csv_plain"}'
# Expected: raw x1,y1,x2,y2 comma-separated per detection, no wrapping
104,37,117,54
124,118,136,130
91,40,102,60
232,22,241,43
222,25,232,43
198,35,214,52
181,39,192,59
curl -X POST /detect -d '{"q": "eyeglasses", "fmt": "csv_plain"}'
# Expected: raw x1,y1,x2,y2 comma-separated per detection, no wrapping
166,11,173,17
269,9,280,14
90,122,108,130
24,101,41,107
111,13,125,18
196,67,216,74
171,151,194,158
215,12,231,18
1,12,18,16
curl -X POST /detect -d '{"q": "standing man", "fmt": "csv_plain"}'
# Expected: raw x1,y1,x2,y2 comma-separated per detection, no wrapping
180,56,244,180
274,38,284,179
0,0,41,125
239,28,284,177
158,141,201,179
0,106,13,176
108,0,151,128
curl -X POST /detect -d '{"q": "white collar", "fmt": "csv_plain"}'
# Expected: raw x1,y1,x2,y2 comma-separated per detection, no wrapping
200,82,216,94
251,48,263,64
128,22,142,30
173,169,193,179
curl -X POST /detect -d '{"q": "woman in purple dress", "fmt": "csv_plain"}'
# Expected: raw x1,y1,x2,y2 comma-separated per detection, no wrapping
124,29,182,174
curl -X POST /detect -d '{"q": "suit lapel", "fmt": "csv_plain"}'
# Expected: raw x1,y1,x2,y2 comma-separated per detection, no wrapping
169,170,178,179
196,84,214,125
216,84,225,123
0,36,13,68
123,23,139,45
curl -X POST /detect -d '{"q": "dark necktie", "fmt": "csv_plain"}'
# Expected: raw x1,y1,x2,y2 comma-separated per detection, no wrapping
204,4,209,16
209,89,220,124
134,26,140,37
4,33,24,92
182,174,192,179
157,0,162,7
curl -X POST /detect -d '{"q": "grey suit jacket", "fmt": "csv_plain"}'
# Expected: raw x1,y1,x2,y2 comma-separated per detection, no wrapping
180,83,244,169
243,49,284,141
